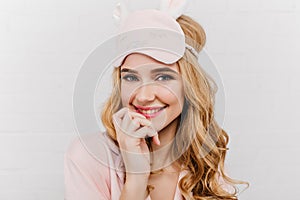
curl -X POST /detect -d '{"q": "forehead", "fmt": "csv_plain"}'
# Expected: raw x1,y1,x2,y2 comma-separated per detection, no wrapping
120,53,179,72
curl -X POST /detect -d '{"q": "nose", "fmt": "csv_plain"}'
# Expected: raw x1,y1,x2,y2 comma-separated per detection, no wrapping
135,83,156,104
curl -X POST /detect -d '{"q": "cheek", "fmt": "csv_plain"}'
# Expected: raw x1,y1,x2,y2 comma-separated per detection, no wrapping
158,85,184,108
121,92,129,107
120,83,137,106
121,91,130,106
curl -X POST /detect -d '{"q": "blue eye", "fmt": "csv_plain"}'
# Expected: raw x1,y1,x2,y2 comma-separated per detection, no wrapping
156,75,174,81
122,75,139,82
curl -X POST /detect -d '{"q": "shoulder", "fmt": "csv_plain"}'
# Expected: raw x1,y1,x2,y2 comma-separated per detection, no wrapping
64,132,119,199
65,132,119,173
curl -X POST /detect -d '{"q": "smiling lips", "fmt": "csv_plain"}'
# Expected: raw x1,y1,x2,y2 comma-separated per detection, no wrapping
134,105,167,118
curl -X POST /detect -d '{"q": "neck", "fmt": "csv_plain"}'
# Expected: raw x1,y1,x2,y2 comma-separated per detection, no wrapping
152,116,179,151
149,117,180,171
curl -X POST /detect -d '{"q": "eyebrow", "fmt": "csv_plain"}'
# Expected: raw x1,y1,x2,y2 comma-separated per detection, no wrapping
120,67,178,74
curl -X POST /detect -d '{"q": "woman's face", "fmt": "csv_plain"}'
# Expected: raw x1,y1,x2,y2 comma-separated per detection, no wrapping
120,53,184,132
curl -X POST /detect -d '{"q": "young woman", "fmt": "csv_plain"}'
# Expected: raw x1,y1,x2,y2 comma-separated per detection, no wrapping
65,2,247,200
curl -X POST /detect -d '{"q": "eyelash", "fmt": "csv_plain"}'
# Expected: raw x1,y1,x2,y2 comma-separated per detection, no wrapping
156,74,174,81
122,74,174,82
122,75,139,82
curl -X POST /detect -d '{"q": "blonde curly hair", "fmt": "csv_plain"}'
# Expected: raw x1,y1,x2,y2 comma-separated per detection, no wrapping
101,15,248,199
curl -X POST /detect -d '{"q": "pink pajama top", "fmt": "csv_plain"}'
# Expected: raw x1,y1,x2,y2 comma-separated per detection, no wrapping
64,132,233,200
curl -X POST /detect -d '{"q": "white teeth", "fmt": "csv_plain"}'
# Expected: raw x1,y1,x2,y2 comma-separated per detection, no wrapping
139,108,162,114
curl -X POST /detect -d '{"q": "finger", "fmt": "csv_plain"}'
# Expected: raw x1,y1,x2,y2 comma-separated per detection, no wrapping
134,117,152,127
114,109,145,138
120,111,143,135
120,111,132,133
113,107,128,127
123,110,150,131
127,118,141,132
128,116,154,133
135,126,157,138
152,134,160,146
127,110,146,119
121,109,145,128
113,107,128,120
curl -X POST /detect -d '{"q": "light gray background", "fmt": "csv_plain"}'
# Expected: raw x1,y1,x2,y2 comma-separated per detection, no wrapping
0,0,299,199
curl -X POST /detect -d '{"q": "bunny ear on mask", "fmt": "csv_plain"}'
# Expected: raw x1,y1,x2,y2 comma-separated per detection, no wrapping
160,0,190,19
113,2,128,26
113,0,190,25
125,0,161,12
113,0,162,25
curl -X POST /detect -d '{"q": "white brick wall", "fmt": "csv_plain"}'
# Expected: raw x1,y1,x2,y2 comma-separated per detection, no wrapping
0,0,299,199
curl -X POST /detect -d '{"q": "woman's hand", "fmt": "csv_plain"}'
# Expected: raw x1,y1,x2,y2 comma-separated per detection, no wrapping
113,107,160,174
113,107,161,199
